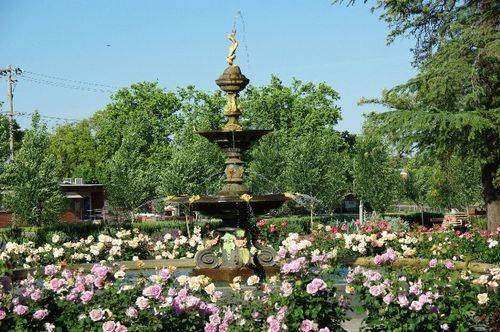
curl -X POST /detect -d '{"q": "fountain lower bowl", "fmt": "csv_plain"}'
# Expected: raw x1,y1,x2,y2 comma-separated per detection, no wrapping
165,194,288,220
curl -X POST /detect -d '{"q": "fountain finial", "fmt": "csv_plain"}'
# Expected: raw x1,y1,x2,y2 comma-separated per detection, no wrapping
226,31,238,66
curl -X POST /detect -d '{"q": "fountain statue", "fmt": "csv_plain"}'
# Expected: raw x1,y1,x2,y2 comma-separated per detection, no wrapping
165,32,289,281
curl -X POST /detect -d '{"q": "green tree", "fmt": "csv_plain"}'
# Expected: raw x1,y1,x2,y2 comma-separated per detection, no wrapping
158,86,225,197
353,134,402,213
402,156,434,224
242,76,341,134
91,82,183,213
101,125,155,218
247,132,288,194
336,0,499,229
159,135,224,196
0,113,64,226
0,110,23,163
50,120,101,183
244,77,349,210
282,132,350,210
424,155,483,210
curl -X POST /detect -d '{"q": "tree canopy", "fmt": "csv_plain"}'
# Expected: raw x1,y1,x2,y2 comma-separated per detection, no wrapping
336,0,499,229
1,114,64,226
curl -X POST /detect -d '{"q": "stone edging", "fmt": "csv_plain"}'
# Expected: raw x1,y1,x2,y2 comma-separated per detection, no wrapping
10,257,498,280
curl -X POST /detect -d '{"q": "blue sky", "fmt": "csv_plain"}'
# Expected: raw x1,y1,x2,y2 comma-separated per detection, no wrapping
0,0,415,132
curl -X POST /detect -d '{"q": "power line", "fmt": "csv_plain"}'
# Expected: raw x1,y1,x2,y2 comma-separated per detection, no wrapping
22,70,118,89
18,75,115,94
0,111,81,123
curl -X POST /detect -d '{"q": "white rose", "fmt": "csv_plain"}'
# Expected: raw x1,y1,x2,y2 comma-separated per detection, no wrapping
247,275,260,286
114,270,126,280
477,293,489,305
52,234,60,243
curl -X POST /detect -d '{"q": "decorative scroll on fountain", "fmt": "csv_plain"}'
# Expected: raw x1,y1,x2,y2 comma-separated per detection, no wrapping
165,32,289,280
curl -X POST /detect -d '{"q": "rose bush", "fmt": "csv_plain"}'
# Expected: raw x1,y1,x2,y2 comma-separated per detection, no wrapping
346,250,500,331
310,221,499,264
2,219,498,271
1,227,204,270
0,234,347,331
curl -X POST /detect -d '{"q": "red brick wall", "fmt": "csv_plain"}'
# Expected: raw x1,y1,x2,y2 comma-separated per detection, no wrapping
0,212,13,228
60,211,79,223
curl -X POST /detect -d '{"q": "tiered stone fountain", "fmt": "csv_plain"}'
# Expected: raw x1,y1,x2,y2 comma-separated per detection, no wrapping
165,33,289,281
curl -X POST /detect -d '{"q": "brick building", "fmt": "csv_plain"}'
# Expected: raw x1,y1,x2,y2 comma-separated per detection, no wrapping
0,179,105,227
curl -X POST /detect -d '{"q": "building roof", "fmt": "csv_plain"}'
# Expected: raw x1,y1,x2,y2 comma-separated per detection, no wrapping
59,183,104,188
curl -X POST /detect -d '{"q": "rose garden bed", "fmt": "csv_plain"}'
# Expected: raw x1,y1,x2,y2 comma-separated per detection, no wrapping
0,219,498,331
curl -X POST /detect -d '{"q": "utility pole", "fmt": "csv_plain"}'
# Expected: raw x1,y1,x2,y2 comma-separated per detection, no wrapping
0,65,22,160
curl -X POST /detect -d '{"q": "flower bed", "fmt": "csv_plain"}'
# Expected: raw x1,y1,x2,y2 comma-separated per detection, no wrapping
1,227,204,271
346,251,500,330
309,221,499,264
0,220,499,331
2,218,498,272
0,235,345,331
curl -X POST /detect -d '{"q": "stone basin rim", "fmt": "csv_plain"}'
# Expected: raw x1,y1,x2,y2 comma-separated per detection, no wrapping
9,257,499,281
165,194,289,204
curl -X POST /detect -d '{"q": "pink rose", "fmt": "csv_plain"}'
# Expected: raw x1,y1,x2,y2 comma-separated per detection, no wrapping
383,293,394,304
369,285,383,297
311,252,326,263
159,269,170,280
409,300,423,311
30,289,42,301
373,255,384,265
409,282,422,296
44,265,58,276
299,319,318,332
89,308,104,321
142,284,162,299
277,247,287,259
115,322,128,332
66,292,78,302
102,321,116,332
445,260,454,269
428,258,437,268
281,257,306,274
135,296,149,310
205,323,217,332
85,274,95,285
94,277,106,289
49,278,64,291
61,269,73,279
0,309,6,320
125,307,138,318
91,264,110,278
306,278,327,295
13,304,28,315
398,295,409,307
33,309,49,320
74,282,86,293
80,291,93,304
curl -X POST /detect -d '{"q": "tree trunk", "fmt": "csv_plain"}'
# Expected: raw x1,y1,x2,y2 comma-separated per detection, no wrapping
420,206,424,226
481,162,500,231
487,200,500,231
